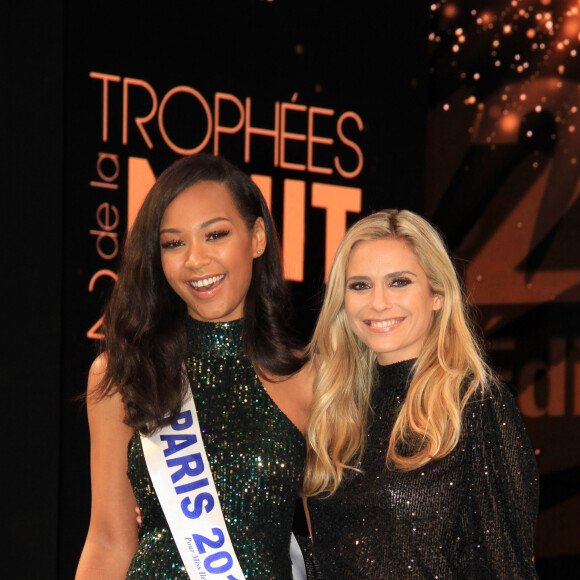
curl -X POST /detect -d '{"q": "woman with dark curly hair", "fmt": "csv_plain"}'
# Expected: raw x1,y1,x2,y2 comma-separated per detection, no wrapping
76,154,314,579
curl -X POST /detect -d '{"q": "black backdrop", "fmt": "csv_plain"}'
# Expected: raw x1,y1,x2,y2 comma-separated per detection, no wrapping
3,2,579,578
2,3,64,578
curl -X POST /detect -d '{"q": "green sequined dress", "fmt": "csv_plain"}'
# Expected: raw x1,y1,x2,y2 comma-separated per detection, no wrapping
126,317,306,579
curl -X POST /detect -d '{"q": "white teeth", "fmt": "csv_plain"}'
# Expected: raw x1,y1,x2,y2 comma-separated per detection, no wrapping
367,318,402,328
189,274,225,289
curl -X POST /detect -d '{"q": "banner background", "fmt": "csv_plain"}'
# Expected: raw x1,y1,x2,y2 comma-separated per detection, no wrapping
3,2,578,578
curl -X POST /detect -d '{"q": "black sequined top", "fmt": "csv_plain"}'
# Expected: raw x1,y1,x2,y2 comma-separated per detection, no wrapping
308,360,539,579
126,317,306,579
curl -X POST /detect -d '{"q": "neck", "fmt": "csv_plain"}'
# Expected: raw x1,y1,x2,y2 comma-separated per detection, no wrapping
377,358,415,390
185,316,244,357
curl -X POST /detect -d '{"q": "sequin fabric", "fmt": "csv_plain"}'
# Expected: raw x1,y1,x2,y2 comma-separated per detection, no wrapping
127,317,306,579
308,360,539,579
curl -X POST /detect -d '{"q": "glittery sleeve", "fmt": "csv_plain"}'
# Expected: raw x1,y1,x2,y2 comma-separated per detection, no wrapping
466,383,539,579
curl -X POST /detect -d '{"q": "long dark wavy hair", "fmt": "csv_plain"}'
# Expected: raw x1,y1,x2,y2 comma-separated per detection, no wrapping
96,153,305,434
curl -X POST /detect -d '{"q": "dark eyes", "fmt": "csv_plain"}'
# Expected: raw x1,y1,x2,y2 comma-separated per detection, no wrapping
160,230,230,249
347,277,412,291
206,230,230,241
160,239,183,249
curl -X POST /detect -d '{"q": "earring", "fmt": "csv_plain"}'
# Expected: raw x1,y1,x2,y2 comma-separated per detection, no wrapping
257,248,263,255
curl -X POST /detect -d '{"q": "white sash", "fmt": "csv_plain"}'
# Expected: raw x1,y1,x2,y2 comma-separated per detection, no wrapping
140,390,246,580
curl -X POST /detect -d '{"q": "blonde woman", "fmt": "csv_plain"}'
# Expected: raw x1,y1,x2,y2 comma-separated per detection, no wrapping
303,210,539,579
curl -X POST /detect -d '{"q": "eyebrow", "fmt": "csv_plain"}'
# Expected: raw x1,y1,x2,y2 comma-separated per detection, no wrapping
160,217,231,235
346,270,418,282
386,270,417,279
200,217,231,229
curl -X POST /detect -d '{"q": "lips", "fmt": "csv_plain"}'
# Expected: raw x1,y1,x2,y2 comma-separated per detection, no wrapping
364,317,405,330
187,274,225,292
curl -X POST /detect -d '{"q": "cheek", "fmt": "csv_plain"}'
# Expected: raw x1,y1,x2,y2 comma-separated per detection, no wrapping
343,295,354,320
417,303,436,334
344,296,361,330
160,256,169,278
160,256,173,280
232,249,255,290
160,256,181,293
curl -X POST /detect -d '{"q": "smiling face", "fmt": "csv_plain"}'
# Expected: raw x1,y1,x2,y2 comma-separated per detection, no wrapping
159,180,266,323
344,238,442,365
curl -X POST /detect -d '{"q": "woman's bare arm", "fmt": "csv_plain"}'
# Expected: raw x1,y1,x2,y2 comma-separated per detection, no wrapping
75,355,139,579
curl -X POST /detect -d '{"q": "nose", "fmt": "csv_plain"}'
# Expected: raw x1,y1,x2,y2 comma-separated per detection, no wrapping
370,287,392,311
185,242,211,269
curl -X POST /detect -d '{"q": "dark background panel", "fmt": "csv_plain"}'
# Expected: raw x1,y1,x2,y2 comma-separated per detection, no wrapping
0,2,64,578
2,2,578,579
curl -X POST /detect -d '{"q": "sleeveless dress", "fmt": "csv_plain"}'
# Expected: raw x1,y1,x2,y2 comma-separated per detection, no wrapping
126,317,306,579
308,360,539,579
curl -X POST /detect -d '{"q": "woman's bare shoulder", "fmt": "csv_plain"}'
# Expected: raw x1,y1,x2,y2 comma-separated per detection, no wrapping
85,352,129,433
87,352,109,396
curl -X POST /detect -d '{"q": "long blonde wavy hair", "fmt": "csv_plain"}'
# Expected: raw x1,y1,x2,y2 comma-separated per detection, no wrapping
303,210,493,497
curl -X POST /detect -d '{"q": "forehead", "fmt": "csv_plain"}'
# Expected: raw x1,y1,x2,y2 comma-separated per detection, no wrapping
161,180,243,225
347,238,424,273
